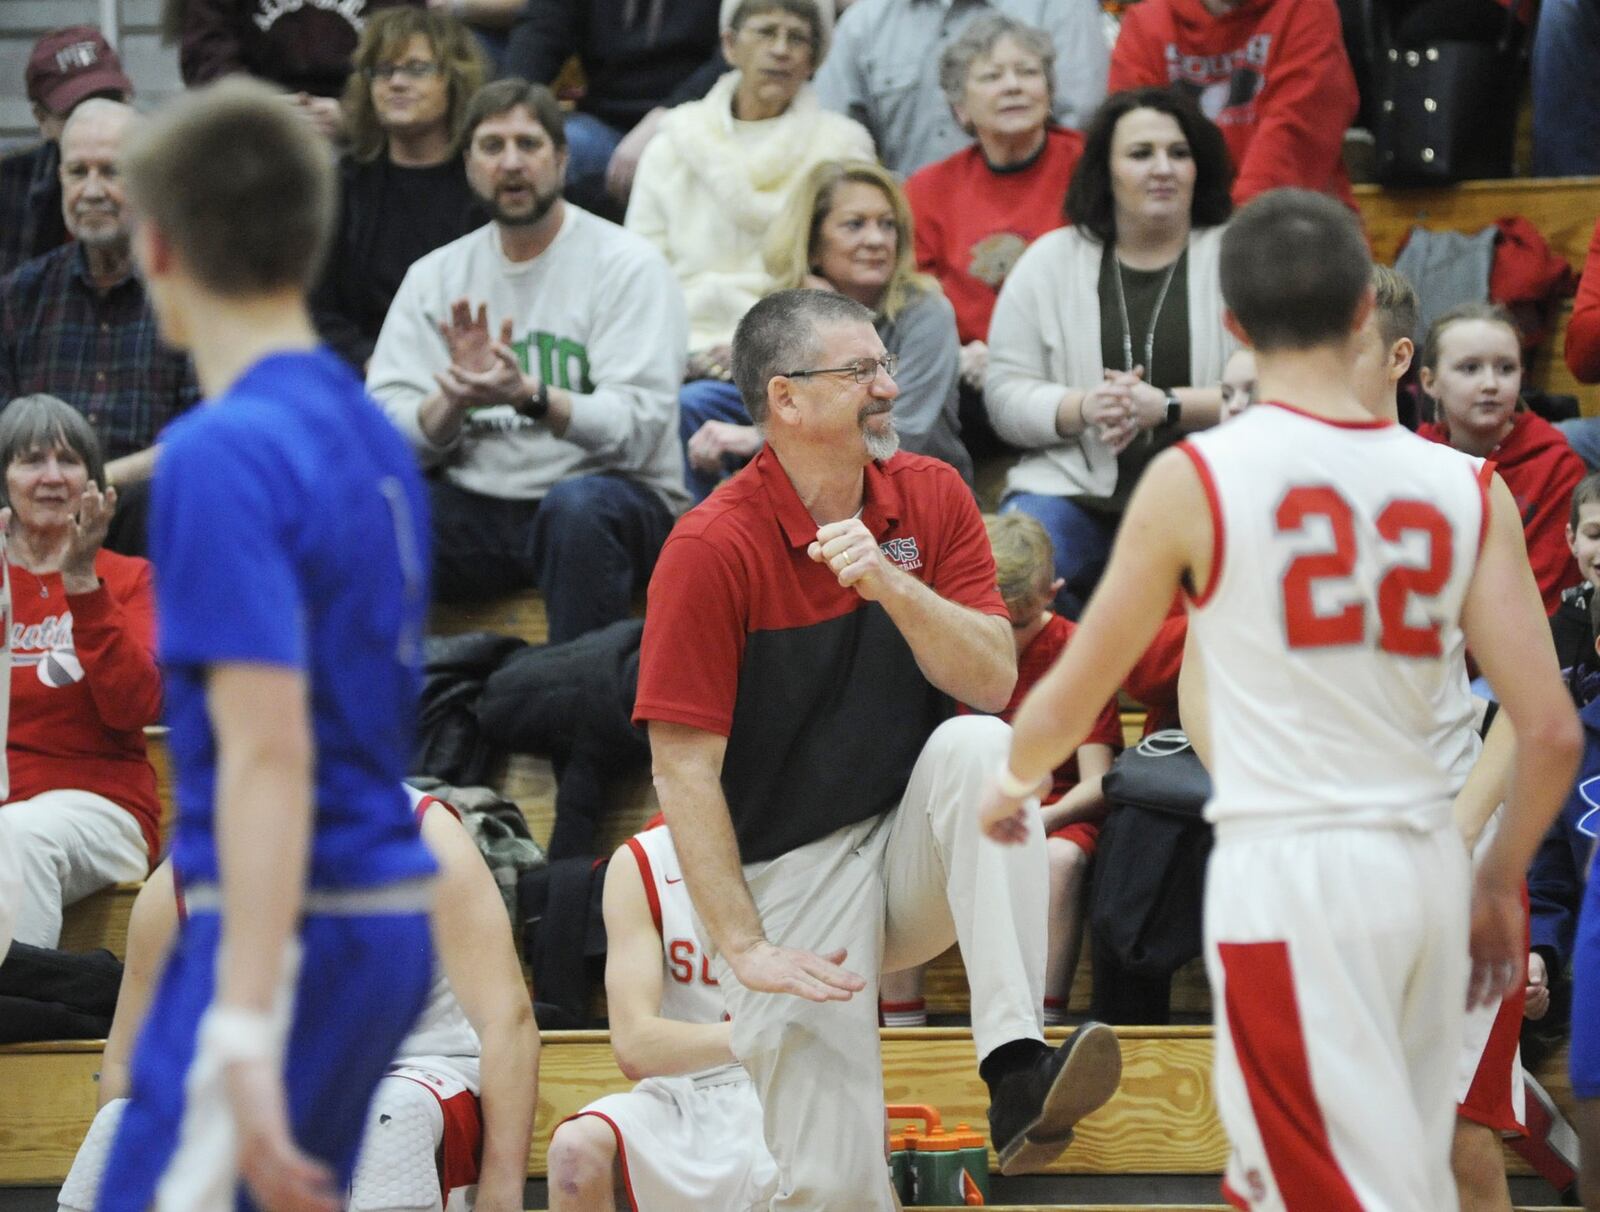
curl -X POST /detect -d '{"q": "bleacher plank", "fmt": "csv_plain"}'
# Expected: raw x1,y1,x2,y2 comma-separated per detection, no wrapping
1353,177,1600,271
58,883,141,960
0,1029,1576,1189
429,591,549,644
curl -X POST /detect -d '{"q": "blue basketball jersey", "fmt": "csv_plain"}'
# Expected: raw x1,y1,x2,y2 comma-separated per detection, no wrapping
150,347,434,890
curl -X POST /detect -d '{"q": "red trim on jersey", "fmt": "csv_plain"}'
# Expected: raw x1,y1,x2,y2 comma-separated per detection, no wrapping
1220,1176,1249,1210
1175,442,1225,607
391,1075,484,1199
415,793,459,824
1459,881,1530,1135
1261,400,1393,430
1218,941,1364,1212
1474,461,1495,559
624,836,663,936
566,1111,641,1212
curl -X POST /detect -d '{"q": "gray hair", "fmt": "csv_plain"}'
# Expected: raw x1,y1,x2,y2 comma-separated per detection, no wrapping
725,0,828,60
0,395,105,504
59,96,139,148
937,14,1055,116
731,289,875,424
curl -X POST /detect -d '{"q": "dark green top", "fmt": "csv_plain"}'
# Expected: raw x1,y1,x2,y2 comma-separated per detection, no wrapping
1084,246,1192,512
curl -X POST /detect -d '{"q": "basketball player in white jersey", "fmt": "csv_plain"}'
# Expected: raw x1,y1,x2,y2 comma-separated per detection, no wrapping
57,786,539,1212
547,819,778,1211
980,188,1581,1212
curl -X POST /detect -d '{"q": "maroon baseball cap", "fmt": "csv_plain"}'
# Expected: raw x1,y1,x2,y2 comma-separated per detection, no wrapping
26,26,134,116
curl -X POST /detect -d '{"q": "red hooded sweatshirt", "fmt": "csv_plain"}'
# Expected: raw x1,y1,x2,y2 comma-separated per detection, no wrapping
1566,216,1600,384
1108,0,1359,207
1417,410,1585,616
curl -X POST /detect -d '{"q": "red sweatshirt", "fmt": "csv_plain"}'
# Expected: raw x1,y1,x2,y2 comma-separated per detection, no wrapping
1108,0,1358,207
1418,410,1584,616
963,613,1123,803
7,549,162,863
1124,607,1188,737
1566,216,1600,384
904,127,1085,345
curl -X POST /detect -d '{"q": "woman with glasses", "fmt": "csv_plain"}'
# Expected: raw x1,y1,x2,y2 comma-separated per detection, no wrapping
311,8,490,369
986,87,1235,618
627,0,874,503
682,159,970,500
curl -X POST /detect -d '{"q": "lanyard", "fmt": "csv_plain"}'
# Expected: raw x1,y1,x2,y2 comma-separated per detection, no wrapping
1113,254,1181,374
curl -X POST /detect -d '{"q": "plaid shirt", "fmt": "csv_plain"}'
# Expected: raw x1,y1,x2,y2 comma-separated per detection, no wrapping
0,142,67,278
0,243,199,460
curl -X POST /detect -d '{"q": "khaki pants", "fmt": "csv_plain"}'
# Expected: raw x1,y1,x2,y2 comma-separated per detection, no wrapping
709,715,1047,1210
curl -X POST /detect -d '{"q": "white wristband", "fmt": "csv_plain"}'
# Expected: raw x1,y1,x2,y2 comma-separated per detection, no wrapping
199,1004,277,1064
995,761,1037,799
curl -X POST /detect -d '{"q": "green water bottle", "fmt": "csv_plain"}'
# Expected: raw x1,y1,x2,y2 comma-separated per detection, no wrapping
911,1127,968,1205
951,1122,991,1203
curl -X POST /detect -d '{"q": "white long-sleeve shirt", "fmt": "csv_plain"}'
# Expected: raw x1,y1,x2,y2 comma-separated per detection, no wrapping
368,207,690,513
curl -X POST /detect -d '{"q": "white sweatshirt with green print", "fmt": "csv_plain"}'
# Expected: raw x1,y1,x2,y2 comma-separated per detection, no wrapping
368,206,690,513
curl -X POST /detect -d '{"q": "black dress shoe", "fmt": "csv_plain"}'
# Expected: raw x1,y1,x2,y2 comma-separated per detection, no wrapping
987,1021,1123,1175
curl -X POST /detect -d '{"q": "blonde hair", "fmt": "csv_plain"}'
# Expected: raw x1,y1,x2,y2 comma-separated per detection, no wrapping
342,8,490,165
764,160,937,322
986,513,1054,604
1369,264,1418,352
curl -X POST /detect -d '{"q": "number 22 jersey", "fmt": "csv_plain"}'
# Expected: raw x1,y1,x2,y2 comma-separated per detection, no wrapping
1179,402,1488,830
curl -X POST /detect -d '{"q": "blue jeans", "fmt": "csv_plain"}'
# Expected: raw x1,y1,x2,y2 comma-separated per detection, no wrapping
428,473,673,643
679,379,753,502
1532,0,1600,176
1000,493,1119,620
562,111,627,219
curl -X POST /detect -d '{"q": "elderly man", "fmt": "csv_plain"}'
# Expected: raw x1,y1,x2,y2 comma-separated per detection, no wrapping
368,78,687,641
634,288,1122,1210
0,26,134,277
813,0,1107,177
0,99,199,557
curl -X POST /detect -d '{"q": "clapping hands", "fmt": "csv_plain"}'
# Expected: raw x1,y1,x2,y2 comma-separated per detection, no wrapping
434,299,537,414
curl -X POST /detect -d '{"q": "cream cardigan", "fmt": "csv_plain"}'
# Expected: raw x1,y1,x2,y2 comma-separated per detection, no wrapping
984,224,1236,501
625,71,875,350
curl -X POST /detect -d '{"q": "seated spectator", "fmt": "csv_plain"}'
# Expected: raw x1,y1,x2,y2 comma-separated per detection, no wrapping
1417,302,1584,616
627,0,873,499
682,160,971,498
1558,217,1600,470
503,0,729,219
1532,0,1600,177
0,100,199,558
311,8,490,370
164,0,424,140
546,819,778,1209
0,27,134,278
986,87,1235,618
814,0,1106,177
1218,347,1256,419
1108,0,1359,206
368,79,687,640
905,14,1083,455
54,786,540,1212
0,395,159,949
1553,473,1600,671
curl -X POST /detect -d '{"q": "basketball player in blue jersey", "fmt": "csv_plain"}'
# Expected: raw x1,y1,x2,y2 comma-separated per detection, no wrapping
100,77,437,1212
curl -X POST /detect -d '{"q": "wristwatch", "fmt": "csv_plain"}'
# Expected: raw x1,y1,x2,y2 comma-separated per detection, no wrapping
518,382,550,422
1161,392,1182,430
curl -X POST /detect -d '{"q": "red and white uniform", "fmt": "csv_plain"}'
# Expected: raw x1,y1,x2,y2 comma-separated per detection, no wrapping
1180,402,1488,1212
58,786,483,1212
562,824,778,1212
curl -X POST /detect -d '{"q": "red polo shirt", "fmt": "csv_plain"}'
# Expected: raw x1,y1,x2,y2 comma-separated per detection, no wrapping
635,446,1008,862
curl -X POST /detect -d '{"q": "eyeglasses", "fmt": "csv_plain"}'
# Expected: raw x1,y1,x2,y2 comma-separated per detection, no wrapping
783,354,898,384
365,60,443,82
739,22,814,50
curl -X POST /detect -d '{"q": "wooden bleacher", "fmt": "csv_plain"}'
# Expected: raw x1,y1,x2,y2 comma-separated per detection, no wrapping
0,1027,1576,1193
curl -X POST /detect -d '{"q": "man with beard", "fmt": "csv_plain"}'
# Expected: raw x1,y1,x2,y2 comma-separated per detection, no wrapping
633,288,1123,1208
0,99,200,557
368,78,688,640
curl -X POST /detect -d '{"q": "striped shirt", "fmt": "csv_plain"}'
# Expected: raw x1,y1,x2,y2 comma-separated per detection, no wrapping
0,243,199,460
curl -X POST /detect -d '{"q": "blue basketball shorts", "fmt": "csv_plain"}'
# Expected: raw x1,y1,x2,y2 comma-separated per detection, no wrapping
98,904,433,1211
